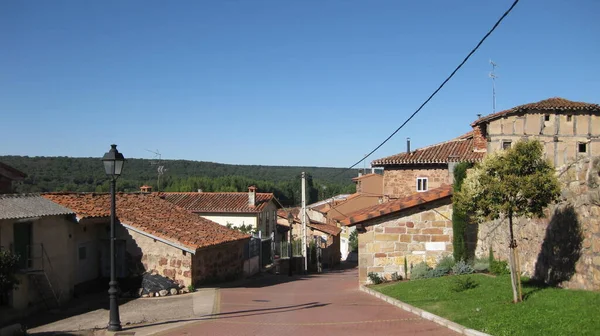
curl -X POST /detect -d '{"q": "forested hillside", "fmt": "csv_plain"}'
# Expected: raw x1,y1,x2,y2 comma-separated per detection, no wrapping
0,156,359,206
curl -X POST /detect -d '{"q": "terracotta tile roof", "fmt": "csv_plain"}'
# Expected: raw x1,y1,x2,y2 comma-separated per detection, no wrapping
0,162,27,180
276,208,341,236
0,194,74,220
371,132,484,166
43,193,250,250
351,173,383,181
341,185,453,226
472,97,600,126
159,192,279,213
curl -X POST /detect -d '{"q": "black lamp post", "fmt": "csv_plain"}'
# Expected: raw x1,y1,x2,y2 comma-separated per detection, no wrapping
102,144,125,332
287,212,294,277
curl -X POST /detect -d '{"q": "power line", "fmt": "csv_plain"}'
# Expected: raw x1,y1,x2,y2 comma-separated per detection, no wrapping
332,0,520,179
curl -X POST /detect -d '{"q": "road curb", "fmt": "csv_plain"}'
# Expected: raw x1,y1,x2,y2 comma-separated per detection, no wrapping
359,285,491,336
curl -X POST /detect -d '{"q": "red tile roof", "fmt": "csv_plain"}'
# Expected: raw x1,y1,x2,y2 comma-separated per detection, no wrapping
340,185,453,226
159,192,279,213
371,132,484,166
276,208,341,236
472,97,600,126
43,193,250,250
0,162,27,180
351,173,382,181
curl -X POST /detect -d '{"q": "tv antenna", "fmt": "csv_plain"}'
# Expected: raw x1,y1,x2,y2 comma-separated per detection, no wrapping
489,59,498,113
146,149,167,192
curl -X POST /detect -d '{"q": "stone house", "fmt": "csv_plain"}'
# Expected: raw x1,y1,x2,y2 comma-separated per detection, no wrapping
0,162,26,194
340,185,453,284
43,193,250,289
372,134,484,200
160,186,282,240
0,194,76,319
471,97,600,166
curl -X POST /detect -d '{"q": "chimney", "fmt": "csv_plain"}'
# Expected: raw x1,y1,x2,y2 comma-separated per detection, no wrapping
197,189,202,193
248,186,257,207
477,114,482,119
407,137,411,154
140,185,152,193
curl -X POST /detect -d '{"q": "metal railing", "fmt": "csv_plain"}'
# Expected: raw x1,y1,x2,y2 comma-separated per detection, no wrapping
278,240,303,259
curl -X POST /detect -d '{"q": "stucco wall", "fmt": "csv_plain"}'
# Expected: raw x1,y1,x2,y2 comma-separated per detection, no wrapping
199,213,257,229
476,157,600,290
192,240,247,285
355,174,384,195
358,199,453,284
485,110,600,167
383,165,450,200
118,225,193,287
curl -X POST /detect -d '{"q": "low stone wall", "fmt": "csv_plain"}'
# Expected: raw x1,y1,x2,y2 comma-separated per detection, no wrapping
192,239,248,285
476,157,600,290
358,198,453,284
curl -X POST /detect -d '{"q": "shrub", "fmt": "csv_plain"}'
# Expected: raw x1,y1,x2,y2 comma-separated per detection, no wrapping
349,230,358,252
451,276,479,292
187,284,196,292
411,262,431,280
452,260,474,275
490,259,510,275
404,257,409,279
433,255,455,275
391,272,402,282
473,258,490,273
425,268,449,279
367,272,384,285
0,250,20,305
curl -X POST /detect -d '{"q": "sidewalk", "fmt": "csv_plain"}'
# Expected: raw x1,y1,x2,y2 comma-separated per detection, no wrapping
28,289,217,336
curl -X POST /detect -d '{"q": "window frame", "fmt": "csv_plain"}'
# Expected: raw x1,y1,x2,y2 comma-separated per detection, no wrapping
416,177,428,192
502,140,512,150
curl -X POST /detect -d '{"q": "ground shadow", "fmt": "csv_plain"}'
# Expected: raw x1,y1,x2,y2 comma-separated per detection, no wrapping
533,205,583,287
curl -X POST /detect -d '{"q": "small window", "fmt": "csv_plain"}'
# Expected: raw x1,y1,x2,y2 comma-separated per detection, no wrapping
502,141,512,150
78,246,87,260
578,143,587,153
416,177,428,192
566,115,572,122
544,114,550,122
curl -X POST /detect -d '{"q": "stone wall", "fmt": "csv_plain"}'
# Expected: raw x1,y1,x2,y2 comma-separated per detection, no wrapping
358,199,453,284
192,239,247,285
121,227,193,287
476,157,600,290
383,165,450,200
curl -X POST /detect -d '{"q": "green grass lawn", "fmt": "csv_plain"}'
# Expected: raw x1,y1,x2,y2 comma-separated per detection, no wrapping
373,274,600,336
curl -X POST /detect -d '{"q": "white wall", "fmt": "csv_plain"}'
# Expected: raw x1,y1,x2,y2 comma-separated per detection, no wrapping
199,213,257,228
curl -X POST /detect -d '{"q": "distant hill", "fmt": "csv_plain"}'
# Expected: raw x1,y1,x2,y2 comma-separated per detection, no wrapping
0,156,359,206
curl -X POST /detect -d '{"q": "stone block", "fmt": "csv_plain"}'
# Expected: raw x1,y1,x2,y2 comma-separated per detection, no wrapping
375,234,400,241
422,228,443,235
375,227,384,233
400,235,411,243
385,227,407,234
183,270,191,278
413,235,430,242
422,212,436,221
375,253,387,258
368,267,384,273
408,243,425,251
394,242,409,251
431,235,450,242
406,222,414,228
159,258,168,266
407,228,421,234
432,221,447,228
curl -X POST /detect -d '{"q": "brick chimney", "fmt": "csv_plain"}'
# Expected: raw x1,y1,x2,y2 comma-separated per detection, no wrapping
248,186,257,207
140,185,153,193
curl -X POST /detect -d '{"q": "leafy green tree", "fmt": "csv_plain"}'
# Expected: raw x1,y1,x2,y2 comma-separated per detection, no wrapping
455,140,560,303
452,162,470,262
348,229,358,252
0,250,20,305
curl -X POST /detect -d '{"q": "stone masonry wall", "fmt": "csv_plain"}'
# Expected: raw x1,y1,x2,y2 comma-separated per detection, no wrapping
192,239,247,285
476,157,600,290
383,166,450,200
121,227,193,287
358,199,453,284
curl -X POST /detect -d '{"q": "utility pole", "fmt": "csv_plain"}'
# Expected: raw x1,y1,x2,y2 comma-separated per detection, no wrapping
301,172,308,274
489,60,498,113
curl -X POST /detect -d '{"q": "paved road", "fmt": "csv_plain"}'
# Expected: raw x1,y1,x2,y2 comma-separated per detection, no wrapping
160,265,457,336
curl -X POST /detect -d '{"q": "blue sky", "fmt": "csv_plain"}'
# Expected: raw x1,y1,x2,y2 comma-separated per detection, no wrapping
1,0,599,168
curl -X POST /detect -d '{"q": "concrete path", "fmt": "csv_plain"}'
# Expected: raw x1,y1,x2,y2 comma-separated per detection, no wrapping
160,266,458,336
28,289,217,336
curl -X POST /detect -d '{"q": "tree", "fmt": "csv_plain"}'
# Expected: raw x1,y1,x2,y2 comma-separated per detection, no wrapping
0,250,20,305
455,140,560,303
348,230,358,252
452,162,471,262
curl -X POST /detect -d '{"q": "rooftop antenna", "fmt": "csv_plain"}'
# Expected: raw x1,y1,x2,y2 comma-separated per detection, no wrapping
146,149,167,192
489,59,498,113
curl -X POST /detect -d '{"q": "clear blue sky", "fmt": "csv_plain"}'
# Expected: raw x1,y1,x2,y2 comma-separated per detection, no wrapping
1,0,599,168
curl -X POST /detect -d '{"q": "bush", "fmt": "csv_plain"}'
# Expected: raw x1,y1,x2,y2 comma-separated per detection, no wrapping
403,257,409,279
391,272,403,282
187,284,196,292
425,268,449,279
473,258,490,273
367,272,384,284
411,262,431,280
490,259,510,275
433,255,455,275
0,250,20,305
349,230,358,252
452,260,474,275
451,276,479,292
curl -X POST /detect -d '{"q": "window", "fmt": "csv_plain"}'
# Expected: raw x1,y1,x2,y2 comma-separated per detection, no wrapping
78,246,87,260
567,115,572,122
502,141,512,150
416,177,428,192
578,143,587,153
544,114,550,122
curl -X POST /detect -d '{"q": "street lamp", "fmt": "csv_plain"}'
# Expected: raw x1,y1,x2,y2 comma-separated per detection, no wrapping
102,144,125,332
287,211,294,277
